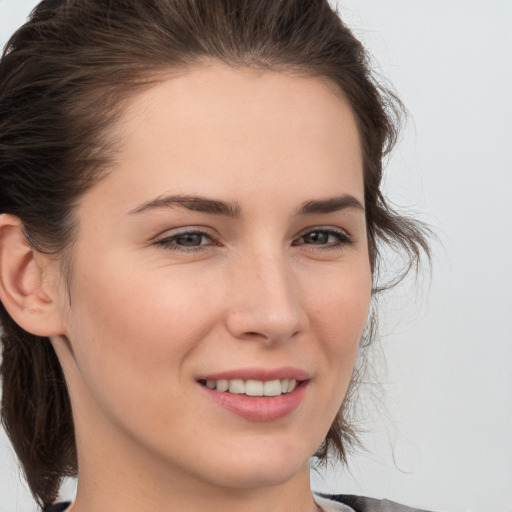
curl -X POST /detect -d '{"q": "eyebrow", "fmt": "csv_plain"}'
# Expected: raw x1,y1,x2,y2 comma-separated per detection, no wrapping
128,193,364,217
129,195,242,216
296,195,364,215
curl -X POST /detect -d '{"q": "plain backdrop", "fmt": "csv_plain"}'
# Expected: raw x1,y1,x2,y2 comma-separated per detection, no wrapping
1,1,511,511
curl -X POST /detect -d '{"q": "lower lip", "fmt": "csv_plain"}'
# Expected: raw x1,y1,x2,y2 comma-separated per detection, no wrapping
199,381,308,422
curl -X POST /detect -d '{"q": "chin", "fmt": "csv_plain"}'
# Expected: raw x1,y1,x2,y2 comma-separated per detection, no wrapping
209,461,307,490
198,437,313,489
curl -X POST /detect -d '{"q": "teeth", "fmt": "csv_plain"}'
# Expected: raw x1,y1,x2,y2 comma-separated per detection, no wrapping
216,379,229,392
263,380,282,396
228,379,245,394
203,378,298,396
245,380,263,396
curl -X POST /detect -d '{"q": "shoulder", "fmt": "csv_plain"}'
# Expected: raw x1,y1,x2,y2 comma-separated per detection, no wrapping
320,494,437,512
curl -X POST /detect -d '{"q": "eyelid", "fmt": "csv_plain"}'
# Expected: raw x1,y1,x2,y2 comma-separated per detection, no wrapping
153,226,213,239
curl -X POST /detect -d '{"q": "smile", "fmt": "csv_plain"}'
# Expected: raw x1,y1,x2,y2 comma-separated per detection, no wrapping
197,371,308,421
199,378,298,396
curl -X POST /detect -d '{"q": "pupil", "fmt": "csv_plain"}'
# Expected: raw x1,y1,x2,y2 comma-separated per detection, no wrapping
305,232,328,244
177,234,202,246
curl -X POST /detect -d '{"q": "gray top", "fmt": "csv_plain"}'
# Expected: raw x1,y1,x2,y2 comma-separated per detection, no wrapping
315,494,436,512
44,495,435,512
315,494,356,511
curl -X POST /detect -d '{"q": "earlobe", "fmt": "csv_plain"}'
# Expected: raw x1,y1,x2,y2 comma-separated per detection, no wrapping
0,214,65,337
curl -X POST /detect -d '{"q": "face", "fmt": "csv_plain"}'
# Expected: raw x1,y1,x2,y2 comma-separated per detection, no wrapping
52,63,371,493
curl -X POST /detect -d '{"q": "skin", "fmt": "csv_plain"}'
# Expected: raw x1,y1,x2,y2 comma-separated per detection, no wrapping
0,63,371,512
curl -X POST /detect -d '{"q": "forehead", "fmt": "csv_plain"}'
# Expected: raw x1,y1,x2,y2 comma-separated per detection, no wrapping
85,63,363,215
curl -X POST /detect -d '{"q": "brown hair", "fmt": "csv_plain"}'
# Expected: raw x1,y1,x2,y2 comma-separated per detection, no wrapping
0,0,430,507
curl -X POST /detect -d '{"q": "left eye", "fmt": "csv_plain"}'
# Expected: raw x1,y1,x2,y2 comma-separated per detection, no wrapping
294,229,351,247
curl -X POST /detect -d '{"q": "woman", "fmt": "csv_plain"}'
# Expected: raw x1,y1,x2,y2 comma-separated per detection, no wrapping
0,1,431,511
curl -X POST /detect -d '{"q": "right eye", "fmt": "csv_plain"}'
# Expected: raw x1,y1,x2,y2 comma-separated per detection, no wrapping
153,230,216,252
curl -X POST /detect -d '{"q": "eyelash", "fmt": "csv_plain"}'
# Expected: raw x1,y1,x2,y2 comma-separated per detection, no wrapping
153,227,353,253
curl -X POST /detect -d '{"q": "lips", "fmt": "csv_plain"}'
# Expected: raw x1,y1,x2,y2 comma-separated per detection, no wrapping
197,367,309,422
197,367,309,382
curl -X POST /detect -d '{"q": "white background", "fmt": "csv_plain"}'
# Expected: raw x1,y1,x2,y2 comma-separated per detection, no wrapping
1,1,511,511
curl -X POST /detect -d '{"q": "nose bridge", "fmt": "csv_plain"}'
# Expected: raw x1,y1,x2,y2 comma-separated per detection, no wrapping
226,244,305,342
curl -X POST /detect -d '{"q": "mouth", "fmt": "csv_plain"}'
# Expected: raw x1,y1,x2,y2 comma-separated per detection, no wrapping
197,378,300,397
196,370,309,421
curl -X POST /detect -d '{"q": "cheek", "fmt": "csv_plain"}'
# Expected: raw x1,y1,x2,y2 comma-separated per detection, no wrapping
63,260,221,408
61,272,226,449
71,247,217,338
308,259,371,338
304,259,371,384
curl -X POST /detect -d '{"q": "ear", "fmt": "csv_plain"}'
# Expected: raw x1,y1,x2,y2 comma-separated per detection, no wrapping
0,214,66,337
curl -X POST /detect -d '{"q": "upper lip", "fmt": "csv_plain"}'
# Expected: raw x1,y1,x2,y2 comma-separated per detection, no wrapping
197,367,310,382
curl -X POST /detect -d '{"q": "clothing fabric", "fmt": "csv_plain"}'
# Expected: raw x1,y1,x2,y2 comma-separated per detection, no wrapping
315,494,356,511
318,494,435,512
43,504,70,512
43,495,434,512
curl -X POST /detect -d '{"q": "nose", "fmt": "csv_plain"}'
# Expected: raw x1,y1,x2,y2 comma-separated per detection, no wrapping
224,248,308,345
